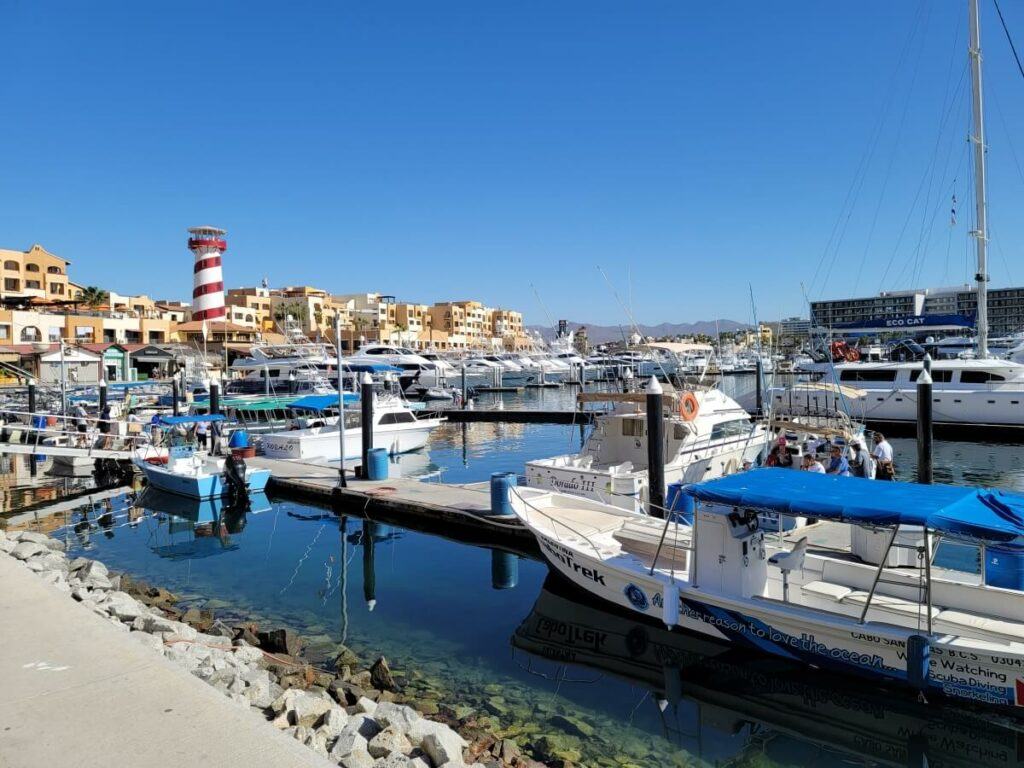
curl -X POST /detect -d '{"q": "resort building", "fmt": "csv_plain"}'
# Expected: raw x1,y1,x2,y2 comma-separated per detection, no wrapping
0,244,72,302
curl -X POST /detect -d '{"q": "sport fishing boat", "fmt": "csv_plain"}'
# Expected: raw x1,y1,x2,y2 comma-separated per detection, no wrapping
134,416,270,499
259,392,444,462
526,384,766,513
510,469,1024,713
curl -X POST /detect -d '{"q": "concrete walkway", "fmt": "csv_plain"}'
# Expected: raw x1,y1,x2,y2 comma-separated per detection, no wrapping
0,555,333,768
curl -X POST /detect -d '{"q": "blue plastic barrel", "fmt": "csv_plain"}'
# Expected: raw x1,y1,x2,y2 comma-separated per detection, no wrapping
984,544,1024,590
489,472,518,517
228,429,249,449
665,482,695,525
32,415,47,430
906,634,930,691
366,447,389,480
491,550,519,590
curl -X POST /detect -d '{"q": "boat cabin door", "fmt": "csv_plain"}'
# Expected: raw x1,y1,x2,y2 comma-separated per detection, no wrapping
694,505,767,598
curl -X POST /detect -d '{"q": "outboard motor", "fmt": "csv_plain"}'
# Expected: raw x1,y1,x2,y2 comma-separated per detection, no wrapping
223,453,248,504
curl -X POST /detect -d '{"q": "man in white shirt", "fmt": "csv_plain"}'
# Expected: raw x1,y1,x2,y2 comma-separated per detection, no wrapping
802,454,826,474
872,432,895,480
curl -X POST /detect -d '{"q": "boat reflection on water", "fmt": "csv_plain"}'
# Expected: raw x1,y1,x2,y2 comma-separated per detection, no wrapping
512,576,1024,768
137,487,270,560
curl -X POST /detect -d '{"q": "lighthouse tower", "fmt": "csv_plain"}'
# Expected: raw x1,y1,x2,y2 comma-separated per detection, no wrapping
188,226,227,322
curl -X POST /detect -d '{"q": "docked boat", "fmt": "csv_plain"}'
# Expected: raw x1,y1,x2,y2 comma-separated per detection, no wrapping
259,392,444,462
510,469,1024,713
134,416,270,499
526,384,766,513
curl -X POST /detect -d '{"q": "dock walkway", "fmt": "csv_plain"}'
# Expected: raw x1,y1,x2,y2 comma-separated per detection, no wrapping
250,456,536,549
0,553,332,768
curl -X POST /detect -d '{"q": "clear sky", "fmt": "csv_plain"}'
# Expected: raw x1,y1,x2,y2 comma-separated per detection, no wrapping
4,1,1024,327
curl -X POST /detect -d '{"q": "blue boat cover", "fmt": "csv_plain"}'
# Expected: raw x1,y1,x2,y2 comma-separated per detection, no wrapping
157,414,226,425
289,393,360,412
685,468,1024,543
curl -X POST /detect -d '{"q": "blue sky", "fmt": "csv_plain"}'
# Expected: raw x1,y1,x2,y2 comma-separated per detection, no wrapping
4,1,1024,326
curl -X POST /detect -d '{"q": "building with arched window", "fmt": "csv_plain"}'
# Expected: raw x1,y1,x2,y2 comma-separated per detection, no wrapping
0,244,71,301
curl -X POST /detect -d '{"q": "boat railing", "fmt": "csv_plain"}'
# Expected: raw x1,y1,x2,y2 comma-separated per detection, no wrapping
0,408,157,455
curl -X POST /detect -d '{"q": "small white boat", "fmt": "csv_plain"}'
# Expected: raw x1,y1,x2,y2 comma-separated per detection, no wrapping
260,394,444,462
510,469,1024,713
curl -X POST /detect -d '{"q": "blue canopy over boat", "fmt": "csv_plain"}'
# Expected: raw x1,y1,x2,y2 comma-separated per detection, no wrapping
685,468,1024,543
289,393,360,412
157,414,226,425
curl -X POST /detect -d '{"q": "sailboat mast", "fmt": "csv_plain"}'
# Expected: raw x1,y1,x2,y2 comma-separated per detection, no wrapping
969,0,990,358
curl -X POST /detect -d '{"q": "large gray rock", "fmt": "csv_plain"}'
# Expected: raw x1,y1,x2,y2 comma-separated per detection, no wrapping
355,696,378,715
344,713,382,741
232,643,263,666
244,675,274,708
367,725,412,759
415,723,467,766
373,754,417,768
76,559,109,579
318,706,349,739
329,730,369,761
104,592,145,621
372,702,421,735
11,541,46,560
338,747,375,768
289,691,334,728
302,729,329,757
44,537,67,552
14,531,50,545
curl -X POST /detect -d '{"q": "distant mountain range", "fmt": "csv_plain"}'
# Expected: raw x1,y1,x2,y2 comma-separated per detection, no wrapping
526,320,751,345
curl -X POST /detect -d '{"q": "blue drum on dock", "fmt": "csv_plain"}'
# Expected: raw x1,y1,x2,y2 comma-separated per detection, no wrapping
489,472,518,517
366,447,389,481
228,429,249,449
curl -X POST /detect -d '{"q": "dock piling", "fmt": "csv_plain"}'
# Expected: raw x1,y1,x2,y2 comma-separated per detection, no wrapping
99,378,108,414
210,378,220,415
461,365,468,410
754,357,763,417
171,378,180,417
917,359,933,485
360,372,374,474
646,376,666,518
27,379,35,420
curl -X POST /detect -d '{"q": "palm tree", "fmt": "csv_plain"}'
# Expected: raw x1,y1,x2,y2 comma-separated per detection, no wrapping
80,286,108,309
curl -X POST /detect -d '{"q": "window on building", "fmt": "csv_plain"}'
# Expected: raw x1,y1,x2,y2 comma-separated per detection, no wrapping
20,326,40,342
103,329,116,343
25,263,40,272
25,280,41,290
125,331,141,342
49,283,64,295
148,331,165,343
75,327,94,342
3,260,19,271
47,266,62,274
48,327,62,342
4,278,20,291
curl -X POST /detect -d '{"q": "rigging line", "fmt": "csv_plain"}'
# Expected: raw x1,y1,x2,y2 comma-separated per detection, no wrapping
855,7,965,295
993,0,1024,83
807,0,929,298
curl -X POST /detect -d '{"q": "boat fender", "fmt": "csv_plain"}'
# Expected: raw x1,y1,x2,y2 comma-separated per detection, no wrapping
907,634,930,691
662,582,680,628
678,392,699,422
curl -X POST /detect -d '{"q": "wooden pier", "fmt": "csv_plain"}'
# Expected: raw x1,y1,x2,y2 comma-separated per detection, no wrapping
248,457,537,550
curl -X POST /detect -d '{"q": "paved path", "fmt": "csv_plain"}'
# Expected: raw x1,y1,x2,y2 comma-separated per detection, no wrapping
0,555,333,768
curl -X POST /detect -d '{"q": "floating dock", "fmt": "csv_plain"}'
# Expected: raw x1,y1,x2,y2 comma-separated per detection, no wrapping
248,457,536,549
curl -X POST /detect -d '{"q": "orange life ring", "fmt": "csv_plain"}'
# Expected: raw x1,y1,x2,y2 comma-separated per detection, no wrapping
679,392,700,421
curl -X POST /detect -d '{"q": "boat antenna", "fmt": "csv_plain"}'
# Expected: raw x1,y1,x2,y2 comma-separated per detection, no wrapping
968,0,990,358
597,266,674,381
529,284,557,335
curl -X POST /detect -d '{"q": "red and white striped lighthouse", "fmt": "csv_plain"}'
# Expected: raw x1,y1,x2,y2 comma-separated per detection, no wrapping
188,226,227,322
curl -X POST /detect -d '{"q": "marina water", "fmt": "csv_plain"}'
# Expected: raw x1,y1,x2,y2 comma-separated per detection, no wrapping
6,377,1024,767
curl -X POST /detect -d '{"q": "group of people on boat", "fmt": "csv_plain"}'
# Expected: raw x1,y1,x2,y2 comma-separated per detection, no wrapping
760,431,896,480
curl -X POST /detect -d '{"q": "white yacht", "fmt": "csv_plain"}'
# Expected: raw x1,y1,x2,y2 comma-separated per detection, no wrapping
230,322,336,395
260,392,444,462
771,358,1024,430
526,386,767,513
348,344,456,389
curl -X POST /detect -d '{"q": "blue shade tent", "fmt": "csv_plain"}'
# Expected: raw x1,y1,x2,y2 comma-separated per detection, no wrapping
157,414,226,425
289,393,360,412
685,468,1024,543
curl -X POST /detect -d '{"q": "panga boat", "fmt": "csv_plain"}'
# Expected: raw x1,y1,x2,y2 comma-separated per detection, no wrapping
134,415,270,500
509,469,1024,712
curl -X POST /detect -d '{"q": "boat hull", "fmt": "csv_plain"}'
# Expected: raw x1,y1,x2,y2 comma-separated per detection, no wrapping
137,462,271,500
260,419,443,462
531,526,1024,713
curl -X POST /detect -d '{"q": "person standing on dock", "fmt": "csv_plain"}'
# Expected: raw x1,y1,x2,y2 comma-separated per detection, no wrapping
872,432,895,481
196,420,209,451
98,405,111,435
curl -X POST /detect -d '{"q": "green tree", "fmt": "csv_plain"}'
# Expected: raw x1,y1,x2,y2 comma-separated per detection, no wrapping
80,286,108,308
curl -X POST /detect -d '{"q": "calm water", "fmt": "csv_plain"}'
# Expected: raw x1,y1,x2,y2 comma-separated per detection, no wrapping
8,378,1024,768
